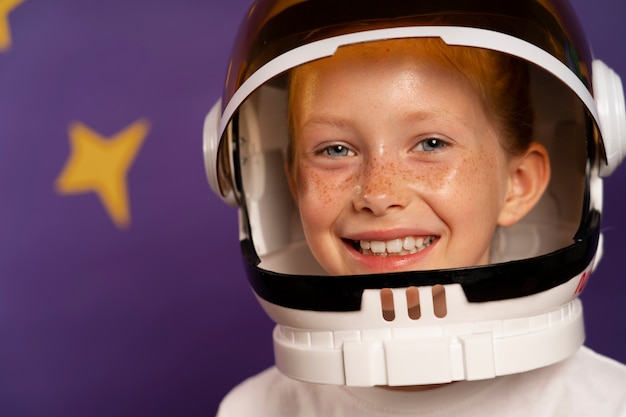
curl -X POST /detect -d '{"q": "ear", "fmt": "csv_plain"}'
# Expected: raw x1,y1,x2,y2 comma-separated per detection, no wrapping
498,142,551,227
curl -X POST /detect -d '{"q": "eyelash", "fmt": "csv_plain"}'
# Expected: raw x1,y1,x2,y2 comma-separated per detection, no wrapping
317,144,354,158
314,137,448,158
415,137,448,152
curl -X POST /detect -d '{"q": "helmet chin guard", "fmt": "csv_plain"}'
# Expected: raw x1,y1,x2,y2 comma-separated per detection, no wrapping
205,0,625,386
243,210,598,385
270,294,586,386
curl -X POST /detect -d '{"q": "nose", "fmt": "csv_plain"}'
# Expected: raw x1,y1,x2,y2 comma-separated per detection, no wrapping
353,157,409,216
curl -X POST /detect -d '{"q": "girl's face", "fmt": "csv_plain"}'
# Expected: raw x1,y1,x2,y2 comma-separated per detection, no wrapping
288,43,523,276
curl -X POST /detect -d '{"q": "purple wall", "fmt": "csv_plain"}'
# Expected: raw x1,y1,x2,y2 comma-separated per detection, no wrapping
0,1,623,416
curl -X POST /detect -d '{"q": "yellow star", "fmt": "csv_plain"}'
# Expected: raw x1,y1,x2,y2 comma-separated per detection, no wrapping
0,0,24,52
55,120,149,229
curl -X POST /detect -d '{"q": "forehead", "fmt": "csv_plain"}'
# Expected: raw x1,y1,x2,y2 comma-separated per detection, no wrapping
289,38,492,103
288,39,487,120
291,38,460,79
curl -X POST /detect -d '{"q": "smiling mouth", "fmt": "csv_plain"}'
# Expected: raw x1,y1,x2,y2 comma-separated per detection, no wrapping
351,236,438,256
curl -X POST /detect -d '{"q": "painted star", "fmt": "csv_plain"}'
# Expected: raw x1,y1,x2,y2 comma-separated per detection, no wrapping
55,120,150,229
0,0,24,52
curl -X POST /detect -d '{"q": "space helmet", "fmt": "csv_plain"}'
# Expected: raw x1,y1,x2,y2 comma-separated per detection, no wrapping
203,0,626,386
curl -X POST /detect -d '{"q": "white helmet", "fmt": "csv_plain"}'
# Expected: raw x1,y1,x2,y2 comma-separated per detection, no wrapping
203,0,626,387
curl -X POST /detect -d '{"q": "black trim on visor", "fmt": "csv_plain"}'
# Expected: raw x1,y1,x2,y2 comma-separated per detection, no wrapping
241,210,600,312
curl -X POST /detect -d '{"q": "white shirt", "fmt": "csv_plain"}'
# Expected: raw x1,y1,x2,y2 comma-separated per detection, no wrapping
216,346,626,417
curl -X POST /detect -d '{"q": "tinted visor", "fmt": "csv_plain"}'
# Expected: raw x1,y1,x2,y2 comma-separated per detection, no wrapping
216,0,603,310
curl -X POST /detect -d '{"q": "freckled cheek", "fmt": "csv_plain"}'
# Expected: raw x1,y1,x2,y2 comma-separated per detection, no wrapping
295,167,356,224
429,155,506,217
404,163,457,199
409,158,493,211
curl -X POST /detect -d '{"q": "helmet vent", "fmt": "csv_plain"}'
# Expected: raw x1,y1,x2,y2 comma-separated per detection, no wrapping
406,287,421,320
380,288,395,322
432,285,448,318
380,286,448,322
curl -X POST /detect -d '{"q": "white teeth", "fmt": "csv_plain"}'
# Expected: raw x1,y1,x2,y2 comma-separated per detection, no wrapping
386,239,403,253
357,236,436,256
370,241,386,254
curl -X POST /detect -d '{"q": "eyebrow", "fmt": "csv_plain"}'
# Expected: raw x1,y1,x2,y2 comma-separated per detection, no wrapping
404,108,477,133
299,109,472,135
300,115,354,131
399,110,433,123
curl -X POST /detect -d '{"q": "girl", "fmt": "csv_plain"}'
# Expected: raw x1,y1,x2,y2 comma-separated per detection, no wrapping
204,1,626,415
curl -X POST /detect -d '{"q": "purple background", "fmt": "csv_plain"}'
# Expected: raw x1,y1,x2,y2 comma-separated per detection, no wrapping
0,1,624,416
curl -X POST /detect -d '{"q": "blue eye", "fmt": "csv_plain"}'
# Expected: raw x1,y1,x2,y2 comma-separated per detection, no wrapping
418,138,447,152
323,145,352,157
